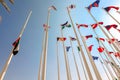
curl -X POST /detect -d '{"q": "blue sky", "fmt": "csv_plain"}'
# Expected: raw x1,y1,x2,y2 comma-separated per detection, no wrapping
0,0,120,80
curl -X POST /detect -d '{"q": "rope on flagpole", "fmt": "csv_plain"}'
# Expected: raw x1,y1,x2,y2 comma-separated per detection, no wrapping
69,37,81,80
67,7,93,80
0,10,32,80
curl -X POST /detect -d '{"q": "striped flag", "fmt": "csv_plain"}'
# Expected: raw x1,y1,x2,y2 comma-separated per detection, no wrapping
84,35,93,40
104,24,118,30
61,21,71,29
104,6,119,12
87,0,100,11
91,22,103,29
12,37,21,55
57,37,66,41
76,23,88,29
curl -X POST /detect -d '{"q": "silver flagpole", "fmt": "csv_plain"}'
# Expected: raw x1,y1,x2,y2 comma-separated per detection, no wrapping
0,10,32,80
67,7,93,80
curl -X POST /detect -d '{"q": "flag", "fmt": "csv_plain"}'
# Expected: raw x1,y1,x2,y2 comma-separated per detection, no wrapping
66,46,71,52
106,39,112,44
43,24,50,31
97,46,104,53
68,4,76,9
48,5,57,11
84,35,93,40
114,52,120,57
12,37,21,55
88,45,93,52
70,37,76,41
104,6,119,12
61,21,71,29
57,37,66,41
108,51,114,54
77,46,80,52
91,22,103,29
99,38,105,42
87,0,100,11
92,56,99,60
76,23,88,29
107,38,116,44
104,24,118,30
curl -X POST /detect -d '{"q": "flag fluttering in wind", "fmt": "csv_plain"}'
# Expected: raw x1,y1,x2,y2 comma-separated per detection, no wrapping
84,35,93,40
43,24,50,31
66,46,71,52
77,46,80,52
87,0,100,11
61,21,71,29
97,46,104,53
104,24,118,30
106,38,116,44
70,37,76,41
99,38,105,42
114,52,120,57
91,22,103,29
88,45,93,52
92,56,99,60
108,51,114,54
68,4,76,10
48,5,57,11
76,23,88,29
12,37,21,55
57,37,66,41
104,6,119,12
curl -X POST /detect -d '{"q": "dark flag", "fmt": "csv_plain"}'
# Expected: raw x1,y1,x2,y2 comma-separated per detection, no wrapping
66,46,71,52
87,0,100,11
57,37,66,41
77,46,80,52
70,37,76,41
84,35,93,40
12,37,21,55
104,24,118,30
104,6,119,12
61,21,71,30
92,56,99,60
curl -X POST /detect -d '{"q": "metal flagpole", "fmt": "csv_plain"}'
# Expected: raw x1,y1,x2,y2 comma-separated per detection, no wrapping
56,42,60,80
0,10,32,80
67,7,93,80
38,31,45,80
60,28,71,80
41,6,56,80
85,7,120,52
102,8,120,25
77,29,102,80
69,37,81,80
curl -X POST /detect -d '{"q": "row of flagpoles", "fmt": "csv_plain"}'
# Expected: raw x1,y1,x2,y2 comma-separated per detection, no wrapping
39,0,120,80
1,0,120,80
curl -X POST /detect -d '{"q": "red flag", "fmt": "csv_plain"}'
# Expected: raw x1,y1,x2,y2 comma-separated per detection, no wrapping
57,37,66,41
108,51,114,54
97,46,104,53
91,22,103,29
114,52,120,57
76,23,88,29
88,45,93,52
104,6,119,12
104,24,118,30
85,35,93,40
99,38,105,42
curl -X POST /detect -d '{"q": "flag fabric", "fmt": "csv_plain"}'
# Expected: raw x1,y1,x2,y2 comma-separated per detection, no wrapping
87,0,100,11
77,46,80,52
70,37,76,41
99,38,105,42
114,52,120,57
97,46,104,53
43,24,50,31
88,45,93,52
107,38,116,44
104,6,119,12
91,22,103,29
57,37,66,41
68,4,76,9
66,46,71,52
104,24,118,30
92,56,99,60
106,39,112,44
61,21,71,30
108,51,114,54
84,35,93,40
76,23,88,29
48,5,57,11
12,37,21,55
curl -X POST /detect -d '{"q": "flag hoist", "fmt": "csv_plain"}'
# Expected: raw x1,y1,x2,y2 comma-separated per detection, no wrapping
67,4,93,80
0,10,32,80
41,6,56,80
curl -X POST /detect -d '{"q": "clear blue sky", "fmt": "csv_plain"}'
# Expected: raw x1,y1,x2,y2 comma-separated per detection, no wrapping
0,0,120,80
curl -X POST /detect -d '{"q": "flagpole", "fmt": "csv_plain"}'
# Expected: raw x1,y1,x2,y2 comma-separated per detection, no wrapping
0,10,32,80
85,7,120,52
77,29,102,80
69,37,81,80
102,8,120,25
56,41,60,80
67,7,93,80
38,31,45,80
60,28,71,80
